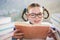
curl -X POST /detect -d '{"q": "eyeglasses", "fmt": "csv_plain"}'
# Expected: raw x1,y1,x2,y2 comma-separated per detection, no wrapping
28,13,43,18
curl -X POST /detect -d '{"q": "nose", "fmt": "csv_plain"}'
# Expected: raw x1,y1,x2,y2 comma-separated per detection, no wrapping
35,17,40,20
35,16,39,18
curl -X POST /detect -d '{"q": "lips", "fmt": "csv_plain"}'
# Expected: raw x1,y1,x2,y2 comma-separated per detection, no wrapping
34,20,41,23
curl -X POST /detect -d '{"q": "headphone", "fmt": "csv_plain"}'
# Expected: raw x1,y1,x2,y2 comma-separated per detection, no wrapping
22,7,49,21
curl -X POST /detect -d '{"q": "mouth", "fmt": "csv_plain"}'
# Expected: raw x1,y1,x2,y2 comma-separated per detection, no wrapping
34,20,41,23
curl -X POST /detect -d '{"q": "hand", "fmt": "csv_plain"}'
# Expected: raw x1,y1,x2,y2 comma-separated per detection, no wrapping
48,29,57,40
13,29,24,39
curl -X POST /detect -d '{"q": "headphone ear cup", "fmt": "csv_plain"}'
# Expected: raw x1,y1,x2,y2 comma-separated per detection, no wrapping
22,8,28,21
43,7,49,19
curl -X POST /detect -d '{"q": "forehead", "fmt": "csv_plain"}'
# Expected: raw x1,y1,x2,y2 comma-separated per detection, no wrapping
28,7,43,14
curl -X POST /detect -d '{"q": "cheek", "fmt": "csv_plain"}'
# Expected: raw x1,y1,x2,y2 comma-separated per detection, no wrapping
28,18,34,20
39,15,44,19
28,17,35,22
40,16,43,19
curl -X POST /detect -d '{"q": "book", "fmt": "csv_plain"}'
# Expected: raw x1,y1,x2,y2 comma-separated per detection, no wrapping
0,23,14,31
0,22,14,31
51,18,60,27
0,28,13,36
0,31,14,40
51,15,60,23
14,22,50,39
53,13,60,18
51,13,60,31
0,17,11,25
0,23,14,40
0,17,14,40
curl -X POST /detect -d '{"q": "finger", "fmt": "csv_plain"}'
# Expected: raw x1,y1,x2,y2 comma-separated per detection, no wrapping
14,29,21,33
14,33,24,36
13,36,24,39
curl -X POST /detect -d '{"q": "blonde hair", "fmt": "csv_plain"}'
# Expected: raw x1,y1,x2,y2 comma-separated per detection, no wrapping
27,3,43,13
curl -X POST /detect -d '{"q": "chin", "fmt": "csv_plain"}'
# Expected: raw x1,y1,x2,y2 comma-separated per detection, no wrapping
34,21,41,24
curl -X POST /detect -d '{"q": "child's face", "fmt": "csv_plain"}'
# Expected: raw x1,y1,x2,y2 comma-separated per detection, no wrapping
27,7,43,24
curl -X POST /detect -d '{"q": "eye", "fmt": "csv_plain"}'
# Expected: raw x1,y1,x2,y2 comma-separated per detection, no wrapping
29,13,35,18
30,13,35,16
31,14,35,16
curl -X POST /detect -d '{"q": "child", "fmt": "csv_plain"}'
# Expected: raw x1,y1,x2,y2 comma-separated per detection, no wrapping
13,3,58,40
